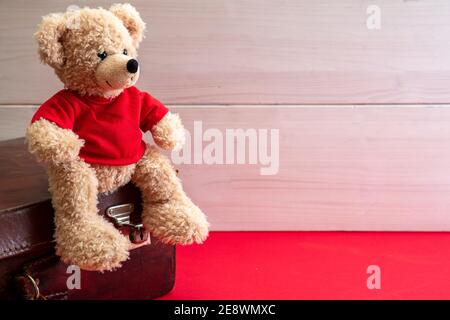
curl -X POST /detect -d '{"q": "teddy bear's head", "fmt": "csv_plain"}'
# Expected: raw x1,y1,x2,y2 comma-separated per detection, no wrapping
35,3,146,97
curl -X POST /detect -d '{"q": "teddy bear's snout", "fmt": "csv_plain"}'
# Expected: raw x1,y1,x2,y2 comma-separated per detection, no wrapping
127,59,139,74
94,53,140,93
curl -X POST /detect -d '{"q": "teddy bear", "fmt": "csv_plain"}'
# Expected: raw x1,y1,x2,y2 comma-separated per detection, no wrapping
25,3,209,272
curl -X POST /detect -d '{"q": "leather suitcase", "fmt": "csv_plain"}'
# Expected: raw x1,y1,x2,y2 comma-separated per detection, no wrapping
0,138,175,300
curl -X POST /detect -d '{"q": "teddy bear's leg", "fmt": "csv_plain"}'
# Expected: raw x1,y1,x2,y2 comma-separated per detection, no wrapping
48,160,130,271
132,145,209,245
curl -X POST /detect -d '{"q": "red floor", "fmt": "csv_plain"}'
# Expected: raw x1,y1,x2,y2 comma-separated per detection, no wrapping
159,231,450,300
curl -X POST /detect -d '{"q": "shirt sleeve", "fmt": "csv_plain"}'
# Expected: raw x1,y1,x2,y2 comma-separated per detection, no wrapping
31,91,76,130
139,91,170,132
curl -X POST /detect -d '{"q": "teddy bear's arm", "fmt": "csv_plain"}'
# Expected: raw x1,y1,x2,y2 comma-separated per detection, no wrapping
26,119,84,165
150,112,186,150
139,90,186,150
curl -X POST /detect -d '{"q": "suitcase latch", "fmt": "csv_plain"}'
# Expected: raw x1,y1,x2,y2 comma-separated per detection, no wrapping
106,203,150,244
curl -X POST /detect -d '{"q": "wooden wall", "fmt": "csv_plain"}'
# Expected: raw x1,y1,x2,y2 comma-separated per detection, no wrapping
2,0,450,104
2,1,450,230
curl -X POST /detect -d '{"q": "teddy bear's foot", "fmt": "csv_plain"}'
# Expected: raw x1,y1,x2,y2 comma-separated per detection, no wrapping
142,193,209,245
132,144,209,245
54,215,130,272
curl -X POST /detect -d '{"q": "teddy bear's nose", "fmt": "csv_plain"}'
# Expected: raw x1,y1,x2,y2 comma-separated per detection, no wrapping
126,59,139,74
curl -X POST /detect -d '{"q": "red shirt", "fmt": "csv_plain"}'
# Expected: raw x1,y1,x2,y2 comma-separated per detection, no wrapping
31,86,169,166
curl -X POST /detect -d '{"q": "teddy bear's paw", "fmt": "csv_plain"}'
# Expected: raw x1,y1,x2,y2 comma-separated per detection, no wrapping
26,119,84,165
55,218,131,272
151,112,186,150
143,196,209,245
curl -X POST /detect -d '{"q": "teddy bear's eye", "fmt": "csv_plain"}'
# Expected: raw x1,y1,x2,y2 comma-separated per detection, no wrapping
97,51,108,60
123,49,128,56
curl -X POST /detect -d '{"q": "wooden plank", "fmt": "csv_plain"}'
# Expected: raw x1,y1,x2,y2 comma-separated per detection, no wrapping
0,106,37,140
2,0,450,104
3,104,450,231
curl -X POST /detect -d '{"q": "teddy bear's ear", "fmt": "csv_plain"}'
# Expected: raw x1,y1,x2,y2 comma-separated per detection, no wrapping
109,3,146,48
34,13,67,69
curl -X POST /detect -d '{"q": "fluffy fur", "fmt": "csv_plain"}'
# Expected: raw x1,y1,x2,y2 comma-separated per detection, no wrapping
109,3,146,48
27,3,209,271
92,163,136,194
133,146,209,244
35,4,141,97
26,119,84,165
48,160,130,271
151,112,186,150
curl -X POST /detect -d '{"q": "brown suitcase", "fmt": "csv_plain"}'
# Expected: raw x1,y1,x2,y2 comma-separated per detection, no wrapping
0,138,175,300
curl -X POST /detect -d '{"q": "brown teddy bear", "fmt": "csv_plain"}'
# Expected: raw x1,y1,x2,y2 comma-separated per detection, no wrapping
26,3,209,271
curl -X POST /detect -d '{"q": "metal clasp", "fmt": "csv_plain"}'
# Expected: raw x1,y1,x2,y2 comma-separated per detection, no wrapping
106,203,149,244
24,273,46,300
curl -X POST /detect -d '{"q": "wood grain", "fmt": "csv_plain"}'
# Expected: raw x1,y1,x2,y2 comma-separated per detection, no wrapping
0,106,37,140
3,104,450,231
2,0,450,104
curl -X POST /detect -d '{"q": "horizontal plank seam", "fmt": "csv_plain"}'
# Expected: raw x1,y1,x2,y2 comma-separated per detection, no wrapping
4,104,450,108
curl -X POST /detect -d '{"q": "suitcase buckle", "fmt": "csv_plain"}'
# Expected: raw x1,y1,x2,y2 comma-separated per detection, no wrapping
106,203,150,244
